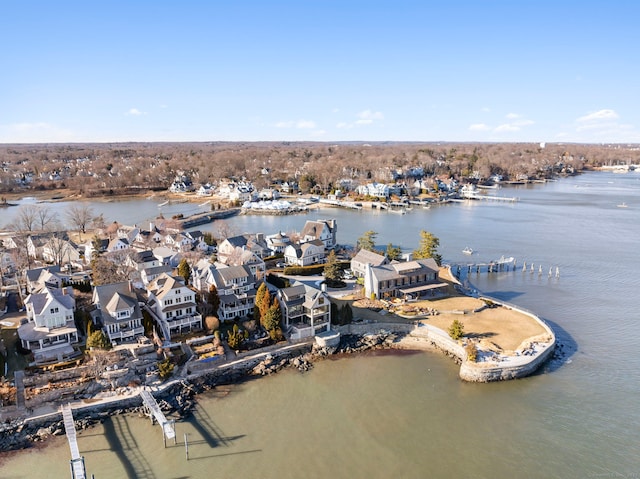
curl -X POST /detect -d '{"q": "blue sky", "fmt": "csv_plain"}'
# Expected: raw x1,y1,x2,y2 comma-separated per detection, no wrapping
2,1,639,144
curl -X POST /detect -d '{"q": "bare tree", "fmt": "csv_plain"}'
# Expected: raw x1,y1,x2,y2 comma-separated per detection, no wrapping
36,206,58,231
66,203,95,241
14,205,39,232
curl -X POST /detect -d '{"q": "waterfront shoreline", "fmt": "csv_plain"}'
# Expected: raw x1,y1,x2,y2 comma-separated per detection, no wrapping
0,305,555,454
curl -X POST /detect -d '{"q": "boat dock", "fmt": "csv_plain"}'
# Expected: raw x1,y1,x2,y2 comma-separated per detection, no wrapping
461,192,518,202
140,389,176,447
61,403,87,479
318,199,363,210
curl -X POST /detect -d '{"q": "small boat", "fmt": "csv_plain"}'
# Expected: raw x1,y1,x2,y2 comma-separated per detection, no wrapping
462,247,473,255
617,202,628,208
158,200,169,207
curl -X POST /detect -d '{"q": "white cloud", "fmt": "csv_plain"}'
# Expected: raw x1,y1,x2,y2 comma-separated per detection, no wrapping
296,120,316,129
577,109,619,122
336,122,351,129
481,107,491,112
355,119,374,125
311,129,326,137
126,108,146,116
357,109,384,121
469,123,490,131
506,113,521,119
494,124,521,132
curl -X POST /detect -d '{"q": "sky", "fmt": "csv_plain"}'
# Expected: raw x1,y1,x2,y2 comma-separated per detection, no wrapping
2,0,640,144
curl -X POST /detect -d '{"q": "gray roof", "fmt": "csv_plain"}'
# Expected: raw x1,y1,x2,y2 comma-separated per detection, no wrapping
352,249,387,266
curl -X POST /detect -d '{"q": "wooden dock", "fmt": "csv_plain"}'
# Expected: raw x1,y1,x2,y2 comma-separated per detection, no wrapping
61,403,87,479
140,389,176,446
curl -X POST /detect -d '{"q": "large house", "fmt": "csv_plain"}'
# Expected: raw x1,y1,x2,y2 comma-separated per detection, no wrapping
24,266,64,293
277,282,331,340
92,282,145,344
18,286,79,364
205,264,258,321
146,273,202,338
350,249,389,278
362,258,447,300
300,219,337,249
356,182,390,198
217,233,269,260
284,240,326,267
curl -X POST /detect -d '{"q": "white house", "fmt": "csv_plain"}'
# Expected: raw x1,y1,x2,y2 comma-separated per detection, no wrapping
18,286,79,364
362,258,447,300
356,182,390,198
265,231,291,255
146,273,202,338
205,264,258,321
284,240,326,267
277,282,331,340
92,281,145,344
299,219,337,249
350,249,389,278
217,233,269,260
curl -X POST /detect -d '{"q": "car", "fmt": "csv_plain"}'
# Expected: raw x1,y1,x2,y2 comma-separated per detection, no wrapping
276,262,285,268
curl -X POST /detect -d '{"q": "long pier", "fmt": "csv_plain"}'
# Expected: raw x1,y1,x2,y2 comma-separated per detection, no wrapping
318,199,363,210
61,403,87,479
140,389,176,446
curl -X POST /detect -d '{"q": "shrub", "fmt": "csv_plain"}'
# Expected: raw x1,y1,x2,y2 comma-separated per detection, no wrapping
465,341,477,362
86,330,111,350
158,357,174,380
448,319,465,340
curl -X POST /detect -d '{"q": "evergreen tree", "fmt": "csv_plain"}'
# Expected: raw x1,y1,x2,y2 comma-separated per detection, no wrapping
177,258,191,283
412,230,442,265
208,284,220,316
357,230,378,252
254,282,271,322
385,243,402,261
323,250,341,282
86,330,111,350
448,319,465,340
262,298,282,331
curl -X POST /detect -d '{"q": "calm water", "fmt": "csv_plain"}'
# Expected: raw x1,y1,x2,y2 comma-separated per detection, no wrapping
2,171,640,478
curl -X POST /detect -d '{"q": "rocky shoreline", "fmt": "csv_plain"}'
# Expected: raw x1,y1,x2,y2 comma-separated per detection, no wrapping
0,331,402,454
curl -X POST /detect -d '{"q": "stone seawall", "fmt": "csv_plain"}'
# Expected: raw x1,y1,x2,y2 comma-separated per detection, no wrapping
336,301,556,383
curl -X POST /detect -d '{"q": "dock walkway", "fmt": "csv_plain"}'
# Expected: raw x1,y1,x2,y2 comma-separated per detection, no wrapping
61,403,86,479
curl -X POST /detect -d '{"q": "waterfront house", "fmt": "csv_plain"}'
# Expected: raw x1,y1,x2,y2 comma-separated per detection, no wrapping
92,281,145,344
300,219,337,249
356,182,390,198
284,240,326,267
146,273,202,337
363,258,447,300
197,183,214,196
197,263,258,321
350,249,389,278
277,282,331,340
18,286,79,364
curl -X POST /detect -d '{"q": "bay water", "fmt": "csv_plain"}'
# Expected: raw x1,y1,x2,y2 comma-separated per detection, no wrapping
2,171,640,478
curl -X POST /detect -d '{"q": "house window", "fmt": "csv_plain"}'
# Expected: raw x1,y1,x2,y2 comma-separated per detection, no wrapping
186,307,192,314
50,307,59,314
176,309,183,317
175,297,181,303
165,299,173,306
166,311,173,318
